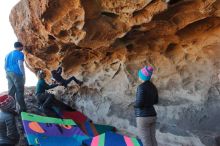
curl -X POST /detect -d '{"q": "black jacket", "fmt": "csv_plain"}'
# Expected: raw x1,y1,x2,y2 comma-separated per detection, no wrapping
134,81,158,117
0,110,19,145
51,67,64,83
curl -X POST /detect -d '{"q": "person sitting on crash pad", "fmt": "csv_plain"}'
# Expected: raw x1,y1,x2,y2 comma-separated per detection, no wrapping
35,70,59,114
51,66,83,88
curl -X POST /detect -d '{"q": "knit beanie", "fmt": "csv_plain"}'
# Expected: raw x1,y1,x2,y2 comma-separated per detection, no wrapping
0,94,15,111
138,66,153,81
14,41,23,48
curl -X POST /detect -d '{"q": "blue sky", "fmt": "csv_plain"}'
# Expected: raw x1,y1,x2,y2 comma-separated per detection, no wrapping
0,0,37,93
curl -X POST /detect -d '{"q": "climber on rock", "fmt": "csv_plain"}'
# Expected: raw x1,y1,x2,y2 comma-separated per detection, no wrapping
51,65,83,88
35,70,60,115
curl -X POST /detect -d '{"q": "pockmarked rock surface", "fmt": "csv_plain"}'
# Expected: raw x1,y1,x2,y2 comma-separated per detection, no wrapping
10,0,220,145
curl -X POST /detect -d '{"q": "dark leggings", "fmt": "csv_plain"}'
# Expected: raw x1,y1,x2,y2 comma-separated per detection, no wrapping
36,93,57,116
62,76,79,87
37,93,55,109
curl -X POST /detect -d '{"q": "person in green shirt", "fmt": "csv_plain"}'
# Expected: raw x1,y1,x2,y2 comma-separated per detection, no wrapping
35,70,59,113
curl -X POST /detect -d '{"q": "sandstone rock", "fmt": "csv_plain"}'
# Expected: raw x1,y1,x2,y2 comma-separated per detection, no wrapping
10,0,220,145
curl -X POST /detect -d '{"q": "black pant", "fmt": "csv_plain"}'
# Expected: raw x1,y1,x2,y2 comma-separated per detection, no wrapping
62,76,79,87
36,93,58,116
36,93,54,108
66,76,79,84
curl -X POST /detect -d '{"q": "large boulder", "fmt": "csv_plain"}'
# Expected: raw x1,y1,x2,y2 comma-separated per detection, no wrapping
10,0,220,145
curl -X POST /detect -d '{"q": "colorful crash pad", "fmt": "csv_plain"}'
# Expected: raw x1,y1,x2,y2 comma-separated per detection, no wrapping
83,120,99,137
94,124,116,134
62,111,99,137
38,137,81,146
21,112,75,124
83,132,143,146
62,111,87,124
21,112,88,146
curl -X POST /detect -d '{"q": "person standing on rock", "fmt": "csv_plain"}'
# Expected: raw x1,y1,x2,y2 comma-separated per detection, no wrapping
0,94,19,146
51,65,83,88
134,66,158,146
4,42,27,113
